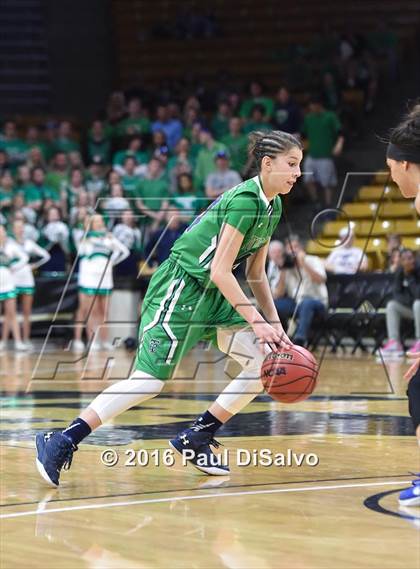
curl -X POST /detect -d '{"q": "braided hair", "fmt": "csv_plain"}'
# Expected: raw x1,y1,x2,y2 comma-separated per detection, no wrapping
248,130,302,170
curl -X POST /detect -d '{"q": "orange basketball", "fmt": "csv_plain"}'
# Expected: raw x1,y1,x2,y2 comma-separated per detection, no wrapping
261,345,319,403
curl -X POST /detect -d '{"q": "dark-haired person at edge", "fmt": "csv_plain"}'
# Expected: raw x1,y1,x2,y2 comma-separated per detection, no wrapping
385,103,420,506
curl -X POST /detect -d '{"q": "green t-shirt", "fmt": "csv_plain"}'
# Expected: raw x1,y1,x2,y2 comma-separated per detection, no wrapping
45,171,68,194
87,138,111,164
170,176,282,288
0,138,27,165
302,111,341,158
240,97,275,119
221,133,248,173
194,142,228,191
113,117,151,137
25,142,52,161
22,184,43,204
0,188,13,211
42,185,62,203
121,174,141,198
136,177,169,212
52,138,81,154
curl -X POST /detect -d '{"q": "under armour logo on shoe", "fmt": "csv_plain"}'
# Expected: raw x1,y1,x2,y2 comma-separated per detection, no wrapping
192,422,214,432
45,431,54,441
180,434,190,445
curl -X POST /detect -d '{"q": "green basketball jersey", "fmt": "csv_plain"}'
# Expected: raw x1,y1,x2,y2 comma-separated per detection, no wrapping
169,176,282,288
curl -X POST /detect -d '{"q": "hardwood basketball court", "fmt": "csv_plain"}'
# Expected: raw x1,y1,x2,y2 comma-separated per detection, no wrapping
1,346,419,568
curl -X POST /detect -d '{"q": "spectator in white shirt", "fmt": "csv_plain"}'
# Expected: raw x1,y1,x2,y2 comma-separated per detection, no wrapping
270,234,328,347
205,151,242,199
325,227,368,274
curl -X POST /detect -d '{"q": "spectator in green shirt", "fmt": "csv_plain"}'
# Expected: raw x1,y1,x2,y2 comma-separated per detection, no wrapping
239,81,274,120
113,135,149,175
27,146,46,170
52,121,81,155
121,156,143,198
211,100,231,140
63,168,87,216
0,121,27,172
86,158,107,206
301,95,344,208
194,129,227,191
0,172,14,216
243,104,272,134
113,97,151,139
221,117,248,175
45,152,69,196
21,168,45,213
0,150,10,177
135,158,169,230
87,120,111,165
24,126,51,162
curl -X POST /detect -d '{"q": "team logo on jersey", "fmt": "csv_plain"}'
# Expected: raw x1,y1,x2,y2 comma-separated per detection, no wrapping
149,338,160,352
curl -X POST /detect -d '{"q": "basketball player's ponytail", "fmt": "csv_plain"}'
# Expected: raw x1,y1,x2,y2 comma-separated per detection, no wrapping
248,130,302,170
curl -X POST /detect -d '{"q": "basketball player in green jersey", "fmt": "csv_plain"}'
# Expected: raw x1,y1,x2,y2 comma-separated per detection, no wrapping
385,103,420,506
36,130,303,485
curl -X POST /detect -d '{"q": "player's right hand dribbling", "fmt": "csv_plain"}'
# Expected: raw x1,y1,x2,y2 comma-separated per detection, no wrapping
252,320,292,353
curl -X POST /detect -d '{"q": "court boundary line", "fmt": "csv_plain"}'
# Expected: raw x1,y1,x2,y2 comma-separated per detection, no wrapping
0,480,410,519
0,473,411,509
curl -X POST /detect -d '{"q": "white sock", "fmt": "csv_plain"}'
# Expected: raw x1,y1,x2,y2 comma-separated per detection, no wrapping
89,370,164,424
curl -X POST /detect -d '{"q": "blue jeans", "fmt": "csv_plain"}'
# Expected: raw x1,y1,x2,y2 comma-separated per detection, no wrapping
274,297,326,341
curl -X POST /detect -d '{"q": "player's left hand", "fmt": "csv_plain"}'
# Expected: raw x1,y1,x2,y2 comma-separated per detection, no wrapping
404,352,420,382
295,251,306,267
271,322,293,351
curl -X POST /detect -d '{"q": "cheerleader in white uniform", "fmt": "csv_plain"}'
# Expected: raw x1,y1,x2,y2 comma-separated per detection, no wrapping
12,219,50,347
0,225,29,351
73,214,129,352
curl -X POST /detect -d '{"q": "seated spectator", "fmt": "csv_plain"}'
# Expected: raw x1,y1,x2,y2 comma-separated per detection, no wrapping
380,248,420,356
114,97,151,138
113,135,149,174
386,247,401,274
144,208,187,266
16,165,32,194
69,190,94,226
0,172,14,215
0,150,10,177
240,81,274,121
23,167,50,213
100,183,130,220
205,151,242,199
271,234,328,347
68,150,85,170
135,158,170,231
151,104,182,151
243,104,271,134
272,86,302,136
194,129,227,191
171,173,200,222
24,125,50,162
211,100,232,140
39,206,70,274
301,95,344,208
150,130,169,159
11,209,39,241
53,121,81,155
386,233,402,269
65,168,87,215
168,137,195,192
221,117,248,176
0,121,26,172
120,156,143,197
27,146,46,170
87,120,111,165
45,152,69,197
86,158,107,206
112,209,143,277
325,227,368,273
106,90,126,126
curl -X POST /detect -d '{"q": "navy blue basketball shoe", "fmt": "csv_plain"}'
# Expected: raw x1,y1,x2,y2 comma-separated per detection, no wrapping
35,431,77,487
169,429,229,476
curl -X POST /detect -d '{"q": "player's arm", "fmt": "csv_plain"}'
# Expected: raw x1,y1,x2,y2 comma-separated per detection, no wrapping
246,242,280,324
210,223,291,350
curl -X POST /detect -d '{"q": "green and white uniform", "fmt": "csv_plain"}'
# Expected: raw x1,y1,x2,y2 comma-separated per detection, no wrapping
76,231,130,295
135,175,282,379
13,239,50,295
0,239,29,301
